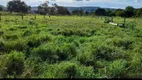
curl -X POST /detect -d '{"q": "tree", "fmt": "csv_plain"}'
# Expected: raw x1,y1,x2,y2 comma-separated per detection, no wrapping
135,8,142,17
115,9,125,17
0,6,3,11
125,6,135,17
105,9,115,16
95,8,106,16
72,9,84,16
53,4,70,15
7,0,29,13
49,7,57,15
28,6,31,13
37,1,50,15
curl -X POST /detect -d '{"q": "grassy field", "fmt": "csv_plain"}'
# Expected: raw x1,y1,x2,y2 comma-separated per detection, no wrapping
0,15,142,78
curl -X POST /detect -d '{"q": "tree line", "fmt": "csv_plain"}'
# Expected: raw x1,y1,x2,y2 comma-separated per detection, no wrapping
0,0,142,17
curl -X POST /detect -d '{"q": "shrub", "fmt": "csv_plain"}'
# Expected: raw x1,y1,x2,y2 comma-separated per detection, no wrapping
22,57,44,78
0,31,4,36
129,53,142,73
4,39,28,52
31,43,59,62
22,30,32,37
106,60,127,78
77,51,95,66
42,61,95,78
125,21,136,29
27,33,51,48
76,66,95,78
93,45,126,61
0,42,4,51
0,51,25,77
32,42,76,62
3,34,18,40
113,38,133,50
57,43,76,61
41,62,77,78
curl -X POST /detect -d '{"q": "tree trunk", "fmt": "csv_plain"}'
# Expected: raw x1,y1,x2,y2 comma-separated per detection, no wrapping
44,15,45,18
0,14,1,21
35,14,36,19
21,15,24,20
124,17,126,27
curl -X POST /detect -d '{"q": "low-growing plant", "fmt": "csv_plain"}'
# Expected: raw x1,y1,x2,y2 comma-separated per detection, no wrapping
106,60,128,78
92,45,126,61
3,38,28,52
77,51,95,66
75,66,95,78
113,38,133,50
26,33,51,48
32,42,76,62
0,51,25,78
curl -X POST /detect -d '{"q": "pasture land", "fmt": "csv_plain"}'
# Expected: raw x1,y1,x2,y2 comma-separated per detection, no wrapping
0,15,142,78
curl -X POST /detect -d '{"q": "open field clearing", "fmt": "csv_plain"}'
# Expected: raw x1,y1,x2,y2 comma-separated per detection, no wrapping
0,15,142,78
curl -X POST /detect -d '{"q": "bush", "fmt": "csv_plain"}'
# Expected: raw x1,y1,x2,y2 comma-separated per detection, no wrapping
93,45,126,61
0,42,4,51
104,17,112,23
31,43,58,62
125,21,136,29
22,57,44,78
22,30,32,37
113,38,133,50
3,34,18,40
76,66,95,78
106,60,127,78
32,42,76,62
77,51,95,66
0,31,4,36
41,61,95,78
27,33,51,48
4,39,28,52
41,62,77,78
0,51,25,78
129,53,142,72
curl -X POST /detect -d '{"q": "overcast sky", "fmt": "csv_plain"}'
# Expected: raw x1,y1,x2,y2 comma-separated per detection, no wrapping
0,0,142,9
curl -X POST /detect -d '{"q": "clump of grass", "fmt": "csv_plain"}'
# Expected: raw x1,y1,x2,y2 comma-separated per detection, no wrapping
41,61,95,78
0,41,4,51
3,34,19,40
106,60,128,78
3,38,28,52
92,44,127,61
127,53,142,78
40,61,77,78
21,57,44,78
26,32,52,48
77,51,95,66
125,21,136,29
0,30,4,36
22,30,32,37
32,42,76,62
113,37,133,50
0,51,25,78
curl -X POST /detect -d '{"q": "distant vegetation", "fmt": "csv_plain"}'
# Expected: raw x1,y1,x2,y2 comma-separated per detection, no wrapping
0,0,142,17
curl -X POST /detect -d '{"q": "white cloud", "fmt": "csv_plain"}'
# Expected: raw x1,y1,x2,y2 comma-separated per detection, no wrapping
134,0,141,2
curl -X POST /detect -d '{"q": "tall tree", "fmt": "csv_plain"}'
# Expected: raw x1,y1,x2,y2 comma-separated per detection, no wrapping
72,9,84,16
125,6,135,17
135,8,142,17
115,9,125,17
7,0,29,13
0,6,3,11
95,8,106,16
37,1,50,15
